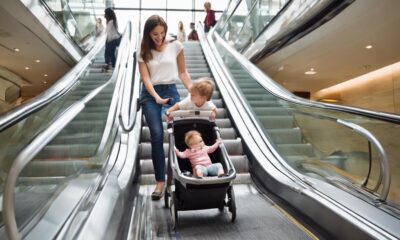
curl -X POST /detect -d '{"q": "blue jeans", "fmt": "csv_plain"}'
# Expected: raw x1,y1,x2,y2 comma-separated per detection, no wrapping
105,37,121,67
196,163,223,176
141,84,180,182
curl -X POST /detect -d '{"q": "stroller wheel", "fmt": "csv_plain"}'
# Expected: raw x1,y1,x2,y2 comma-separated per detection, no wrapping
170,192,178,229
218,200,225,212
164,187,169,208
227,186,236,222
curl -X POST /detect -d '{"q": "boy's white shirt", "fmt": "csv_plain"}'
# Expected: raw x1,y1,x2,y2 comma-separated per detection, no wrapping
178,95,216,110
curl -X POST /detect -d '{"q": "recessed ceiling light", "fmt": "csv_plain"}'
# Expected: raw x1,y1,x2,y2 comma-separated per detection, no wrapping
44,74,48,77
365,45,373,49
14,48,20,52
25,66,30,70
35,59,41,63
305,68,316,75
42,81,47,84
320,98,340,103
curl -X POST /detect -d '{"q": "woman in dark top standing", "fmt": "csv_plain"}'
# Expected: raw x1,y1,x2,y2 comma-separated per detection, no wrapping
104,8,121,71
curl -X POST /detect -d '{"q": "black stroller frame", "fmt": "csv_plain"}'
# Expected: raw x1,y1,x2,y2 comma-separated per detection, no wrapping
164,111,237,229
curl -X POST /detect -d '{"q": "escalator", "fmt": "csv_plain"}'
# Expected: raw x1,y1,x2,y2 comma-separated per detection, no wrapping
129,41,320,239
126,21,400,239
0,23,139,240
0,48,113,238
1,7,400,239
204,24,400,238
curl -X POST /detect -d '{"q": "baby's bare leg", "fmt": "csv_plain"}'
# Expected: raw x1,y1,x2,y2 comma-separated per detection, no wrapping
195,165,206,178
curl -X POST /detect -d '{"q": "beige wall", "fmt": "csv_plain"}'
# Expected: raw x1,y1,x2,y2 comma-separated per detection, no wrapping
313,62,400,114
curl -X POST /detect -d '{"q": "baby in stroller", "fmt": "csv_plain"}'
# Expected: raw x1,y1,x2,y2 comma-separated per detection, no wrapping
175,130,224,178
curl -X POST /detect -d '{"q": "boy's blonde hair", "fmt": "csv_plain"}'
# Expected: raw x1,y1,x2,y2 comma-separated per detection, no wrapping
191,77,214,101
184,130,202,146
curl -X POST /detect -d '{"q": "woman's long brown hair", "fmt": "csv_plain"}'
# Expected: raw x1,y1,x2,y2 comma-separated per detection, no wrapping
141,15,168,63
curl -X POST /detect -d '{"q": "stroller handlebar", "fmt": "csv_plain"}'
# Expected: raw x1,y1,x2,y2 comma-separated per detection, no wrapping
169,110,214,119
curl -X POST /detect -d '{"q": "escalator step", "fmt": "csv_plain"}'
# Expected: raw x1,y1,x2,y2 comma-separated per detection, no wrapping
140,138,243,159
277,143,314,157
252,107,291,116
266,128,302,144
259,116,294,129
141,125,236,142
36,144,98,159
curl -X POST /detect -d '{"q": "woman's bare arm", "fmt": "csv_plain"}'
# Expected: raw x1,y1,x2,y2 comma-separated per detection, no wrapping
177,50,192,90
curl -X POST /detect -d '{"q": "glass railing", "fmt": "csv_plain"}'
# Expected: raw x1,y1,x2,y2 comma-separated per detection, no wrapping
41,0,97,51
211,34,400,208
1,22,135,239
216,0,290,52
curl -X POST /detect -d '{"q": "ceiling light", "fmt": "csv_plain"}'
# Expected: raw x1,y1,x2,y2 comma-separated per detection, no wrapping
42,81,47,84
365,45,373,49
25,67,30,70
44,74,48,77
14,48,20,52
305,68,316,75
278,66,284,71
35,59,41,63
319,98,340,103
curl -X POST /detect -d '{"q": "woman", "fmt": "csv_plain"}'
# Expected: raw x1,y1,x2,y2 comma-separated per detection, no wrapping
104,8,121,71
177,21,186,42
138,15,192,200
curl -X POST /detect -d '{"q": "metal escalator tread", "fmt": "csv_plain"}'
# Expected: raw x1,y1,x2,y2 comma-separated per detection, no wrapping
132,184,315,239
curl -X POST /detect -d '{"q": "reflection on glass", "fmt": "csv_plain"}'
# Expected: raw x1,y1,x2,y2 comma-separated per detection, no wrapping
217,0,290,52
42,0,97,51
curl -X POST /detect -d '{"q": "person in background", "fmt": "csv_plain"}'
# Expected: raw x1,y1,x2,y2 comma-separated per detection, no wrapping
104,8,121,72
95,18,104,37
203,1,216,33
177,21,186,42
188,22,199,41
138,15,192,200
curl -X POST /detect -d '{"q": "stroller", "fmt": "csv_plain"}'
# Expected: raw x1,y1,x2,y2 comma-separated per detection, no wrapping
164,110,237,229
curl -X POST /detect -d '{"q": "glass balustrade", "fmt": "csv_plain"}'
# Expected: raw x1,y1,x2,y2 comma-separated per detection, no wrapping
11,81,117,230
216,0,290,52
213,39,400,207
0,69,115,229
41,0,97,51
0,23,134,238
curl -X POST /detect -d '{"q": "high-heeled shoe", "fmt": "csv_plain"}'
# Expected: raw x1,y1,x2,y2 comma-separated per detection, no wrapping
151,188,164,200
